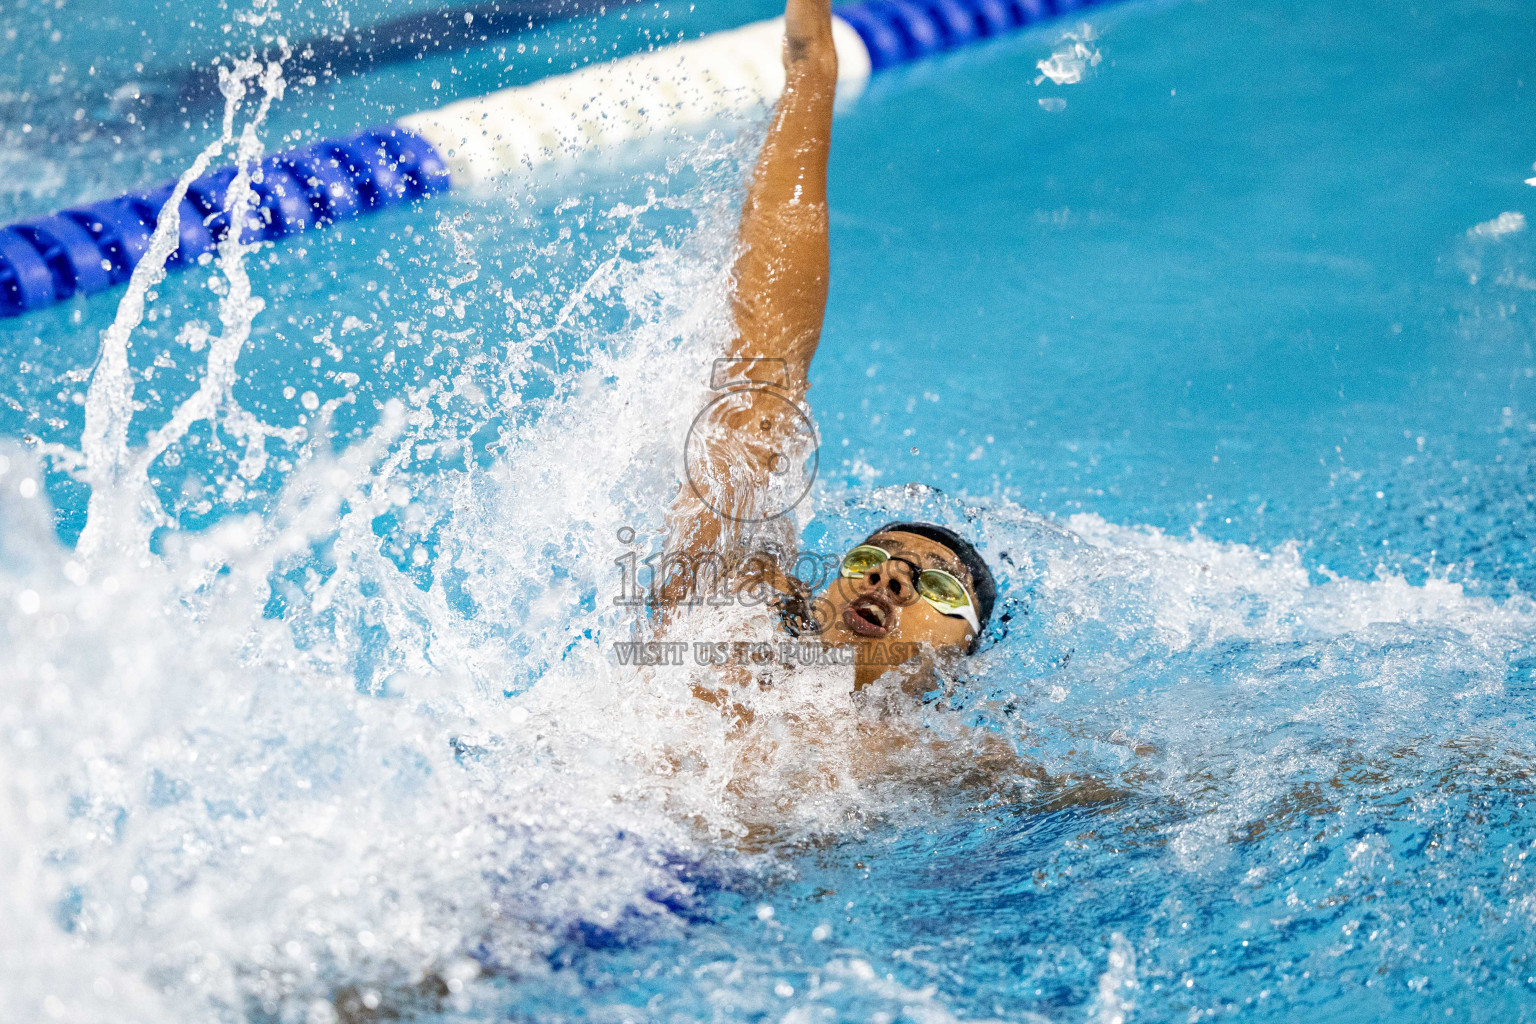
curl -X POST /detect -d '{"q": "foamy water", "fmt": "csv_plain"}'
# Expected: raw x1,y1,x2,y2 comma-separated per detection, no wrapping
6,22,1536,1024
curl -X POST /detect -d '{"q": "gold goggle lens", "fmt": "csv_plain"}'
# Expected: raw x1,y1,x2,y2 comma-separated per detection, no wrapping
840,544,889,578
916,569,969,610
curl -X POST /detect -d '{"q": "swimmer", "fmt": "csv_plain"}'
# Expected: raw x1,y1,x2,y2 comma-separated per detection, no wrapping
334,7,1101,1019
660,0,998,691
644,0,1137,843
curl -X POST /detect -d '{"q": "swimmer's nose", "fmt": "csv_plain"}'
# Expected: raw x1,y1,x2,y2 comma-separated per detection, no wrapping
864,561,917,604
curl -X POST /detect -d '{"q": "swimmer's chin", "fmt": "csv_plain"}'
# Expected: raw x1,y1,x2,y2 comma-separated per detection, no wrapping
849,641,952,696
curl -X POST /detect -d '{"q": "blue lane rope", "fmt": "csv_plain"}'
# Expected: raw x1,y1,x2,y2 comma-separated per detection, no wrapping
838,0,1088,69
0,0,1112,319
0,127,449,317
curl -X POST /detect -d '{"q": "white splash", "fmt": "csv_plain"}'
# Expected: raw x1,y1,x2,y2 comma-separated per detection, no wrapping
1089,933,1138,1024
78,56,289,562
1035,26,1102,87
1467,211,1526,239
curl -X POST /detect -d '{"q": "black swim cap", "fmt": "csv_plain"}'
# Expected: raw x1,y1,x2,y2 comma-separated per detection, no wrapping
869,521,997,648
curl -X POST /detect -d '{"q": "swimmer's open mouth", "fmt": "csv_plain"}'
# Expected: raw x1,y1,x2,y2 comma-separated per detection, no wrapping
844,593,895,638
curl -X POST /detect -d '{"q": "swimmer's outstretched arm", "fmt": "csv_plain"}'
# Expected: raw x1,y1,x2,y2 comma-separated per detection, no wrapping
654,0,839,602
728,0,838,392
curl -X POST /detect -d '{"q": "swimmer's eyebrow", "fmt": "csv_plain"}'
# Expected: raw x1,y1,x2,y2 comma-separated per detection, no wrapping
913,548,971,585
925,551,969,580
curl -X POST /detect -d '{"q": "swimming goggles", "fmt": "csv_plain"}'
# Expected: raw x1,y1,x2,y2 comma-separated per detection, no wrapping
839,543,981,636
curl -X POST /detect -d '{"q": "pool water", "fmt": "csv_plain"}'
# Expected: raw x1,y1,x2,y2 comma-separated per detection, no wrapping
4,0,1536,1021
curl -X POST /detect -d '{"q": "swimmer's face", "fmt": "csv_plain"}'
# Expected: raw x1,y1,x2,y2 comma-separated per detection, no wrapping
811,530,979,689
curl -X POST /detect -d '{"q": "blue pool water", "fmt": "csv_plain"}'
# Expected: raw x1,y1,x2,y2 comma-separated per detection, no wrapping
4,0,1536,1021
